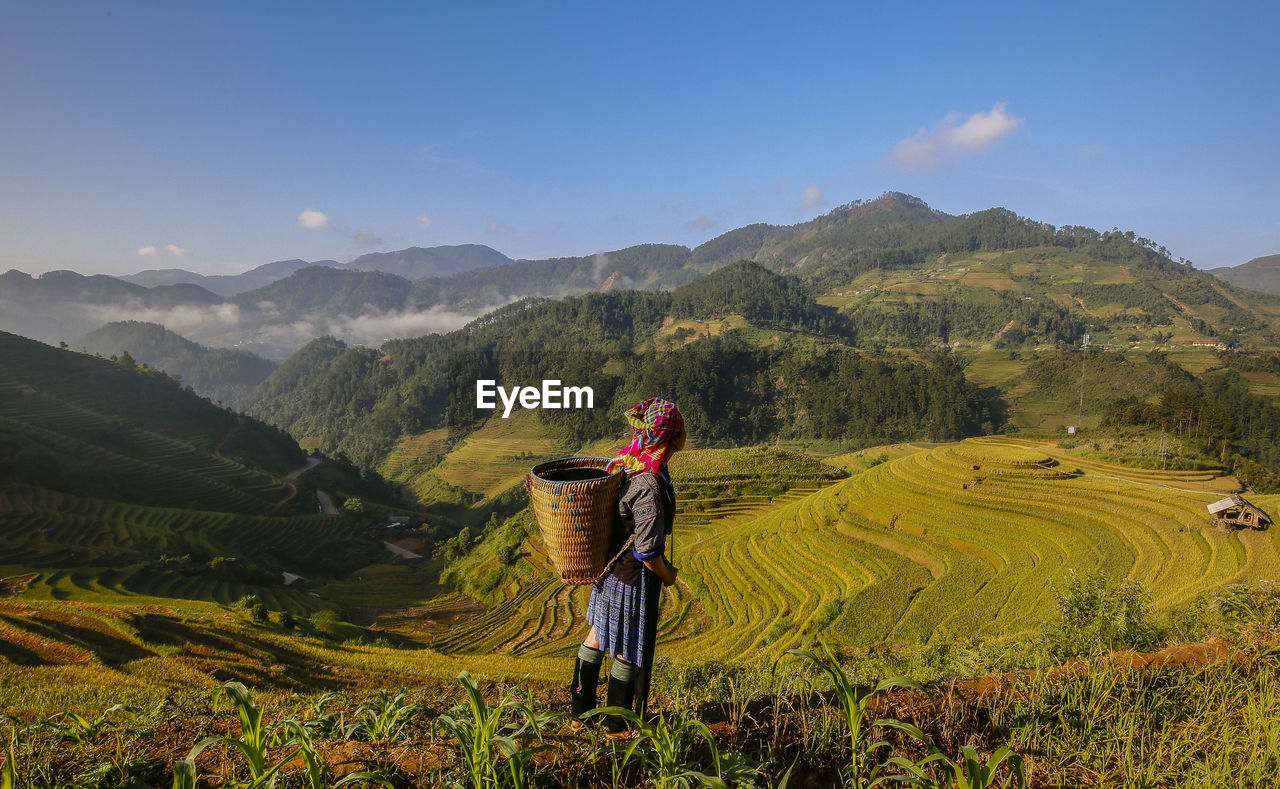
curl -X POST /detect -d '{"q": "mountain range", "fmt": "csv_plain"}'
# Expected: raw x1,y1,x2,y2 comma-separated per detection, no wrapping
119,243,514,296
3,193,1277,361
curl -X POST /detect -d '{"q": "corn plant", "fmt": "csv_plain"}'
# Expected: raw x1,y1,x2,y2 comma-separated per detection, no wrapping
884,745,1027,789
345,688,426,742
171,758,197,789
2,726,15,789
44,704,135,744
183,681,298,788
301,691,343,739
282,720,394,789
434,671,550,789
594,706,760,789
786,647,926,788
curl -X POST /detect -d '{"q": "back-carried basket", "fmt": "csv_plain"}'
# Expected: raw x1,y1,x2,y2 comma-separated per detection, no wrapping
526,456,623,585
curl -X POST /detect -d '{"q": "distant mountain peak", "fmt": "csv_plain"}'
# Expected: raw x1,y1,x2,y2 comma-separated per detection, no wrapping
1210,252,1280,295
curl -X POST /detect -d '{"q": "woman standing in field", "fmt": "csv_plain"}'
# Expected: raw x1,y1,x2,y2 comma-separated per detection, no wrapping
570,398,684,734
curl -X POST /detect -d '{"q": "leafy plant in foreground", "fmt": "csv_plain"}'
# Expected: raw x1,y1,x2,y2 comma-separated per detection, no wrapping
886,744,1027,789
345,688,427,742
595,707,760,789
184,681,297,788
434,671,558,789
2,724,16,789
786,646,927,787
282,720,393,789
43,704,135,744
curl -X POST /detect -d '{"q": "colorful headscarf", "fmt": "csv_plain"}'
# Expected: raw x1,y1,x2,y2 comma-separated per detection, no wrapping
606,398,684,476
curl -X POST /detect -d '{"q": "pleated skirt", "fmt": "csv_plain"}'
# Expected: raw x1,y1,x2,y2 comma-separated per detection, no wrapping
586,571,650,666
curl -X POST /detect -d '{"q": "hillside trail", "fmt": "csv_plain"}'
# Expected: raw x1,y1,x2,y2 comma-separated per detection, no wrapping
277,456,323,508
316,490,337,514
212,416,246,457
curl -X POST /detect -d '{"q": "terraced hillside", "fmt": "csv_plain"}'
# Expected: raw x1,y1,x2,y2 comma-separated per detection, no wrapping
0,333,392,629
0,486,376,579
413,438,1278,663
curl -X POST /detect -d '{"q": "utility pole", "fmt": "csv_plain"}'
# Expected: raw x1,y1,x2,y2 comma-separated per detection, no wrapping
1159,428,1168,470
1077,330,1091,430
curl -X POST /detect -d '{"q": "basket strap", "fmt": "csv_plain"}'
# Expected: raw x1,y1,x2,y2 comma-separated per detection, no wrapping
594,535,634,586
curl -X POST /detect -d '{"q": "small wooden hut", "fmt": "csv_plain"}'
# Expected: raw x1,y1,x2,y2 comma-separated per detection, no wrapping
1207,494,1271,530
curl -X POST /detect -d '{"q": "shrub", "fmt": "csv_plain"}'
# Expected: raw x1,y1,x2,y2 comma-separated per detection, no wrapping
250,604,270,624
1042,570,1162,660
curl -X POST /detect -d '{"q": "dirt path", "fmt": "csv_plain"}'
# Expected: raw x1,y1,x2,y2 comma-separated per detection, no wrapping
384,541,422,559
277,457,323,508
212,416,246,457
316,490,337,514
286,457,322,479
987,318,1017,347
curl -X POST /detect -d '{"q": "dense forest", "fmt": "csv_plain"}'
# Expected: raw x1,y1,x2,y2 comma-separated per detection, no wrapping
241,262,1004,467
76,321,277,404
1103,362,1280,492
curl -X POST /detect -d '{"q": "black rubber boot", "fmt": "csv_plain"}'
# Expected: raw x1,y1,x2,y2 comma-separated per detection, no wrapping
570,655,603,718
603,672,636,735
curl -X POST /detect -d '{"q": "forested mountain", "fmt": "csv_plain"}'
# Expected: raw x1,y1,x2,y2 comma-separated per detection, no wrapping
235,336,353,420
0,330,304,497
231,193,1280,513
348,244,512,280
75,321,277,404
230,267,413,317
1211,253,1280,295
408,243,698,311
241,262,1002,468
0,330,396,585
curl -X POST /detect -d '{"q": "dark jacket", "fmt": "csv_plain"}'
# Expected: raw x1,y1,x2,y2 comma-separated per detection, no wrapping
610,471,675,585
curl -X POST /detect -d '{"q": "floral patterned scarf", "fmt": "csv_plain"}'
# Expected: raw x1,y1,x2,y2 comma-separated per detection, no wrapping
606,398,684,476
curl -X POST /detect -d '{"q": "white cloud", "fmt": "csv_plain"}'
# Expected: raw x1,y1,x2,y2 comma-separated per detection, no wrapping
88,302,243,333
166,244,187,257
331,306,490,345
137,245,158,256
803,184,824,206
888,102,1025,172
82,300,500,357
297,209,332,231
485,220,503,235
415,213,433,231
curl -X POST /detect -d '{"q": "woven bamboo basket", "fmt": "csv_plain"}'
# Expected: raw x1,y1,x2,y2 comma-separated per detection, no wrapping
527,456,622,585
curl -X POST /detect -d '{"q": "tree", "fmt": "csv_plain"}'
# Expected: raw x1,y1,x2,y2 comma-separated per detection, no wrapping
342,496,366,514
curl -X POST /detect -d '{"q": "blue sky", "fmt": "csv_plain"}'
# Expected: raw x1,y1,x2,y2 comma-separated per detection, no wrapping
1,1,1277,276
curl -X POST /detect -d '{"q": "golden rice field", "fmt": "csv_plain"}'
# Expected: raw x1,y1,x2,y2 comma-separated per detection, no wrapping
388,411,574,501
5,436,1279,708
411,436,1280,663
